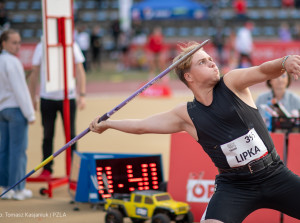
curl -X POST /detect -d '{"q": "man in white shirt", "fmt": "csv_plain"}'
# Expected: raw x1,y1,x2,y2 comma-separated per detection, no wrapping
235,21,254,68
75,25,90,71
28,41,86,178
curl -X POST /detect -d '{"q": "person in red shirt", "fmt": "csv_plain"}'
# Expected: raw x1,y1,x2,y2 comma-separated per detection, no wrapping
146,27,167,80
282,0,295,8
233,0,248,22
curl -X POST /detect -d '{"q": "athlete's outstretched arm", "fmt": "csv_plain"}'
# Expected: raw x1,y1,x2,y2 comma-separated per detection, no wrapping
226,55,300,91
89,103,196,137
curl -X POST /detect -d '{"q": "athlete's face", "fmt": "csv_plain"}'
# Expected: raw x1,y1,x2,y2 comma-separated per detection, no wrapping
2,33,21,56
186,50,220,86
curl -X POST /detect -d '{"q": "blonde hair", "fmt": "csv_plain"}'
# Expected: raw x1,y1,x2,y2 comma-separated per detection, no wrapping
173,41,203,87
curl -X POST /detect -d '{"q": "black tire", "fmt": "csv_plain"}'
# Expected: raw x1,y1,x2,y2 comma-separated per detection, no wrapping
151,213,171,223
105,209,124,223
177,211,194,223
39,188,47,196
131,218,146,223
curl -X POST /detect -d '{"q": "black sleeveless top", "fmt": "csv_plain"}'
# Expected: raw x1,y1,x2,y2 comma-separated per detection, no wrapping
187,77,274,169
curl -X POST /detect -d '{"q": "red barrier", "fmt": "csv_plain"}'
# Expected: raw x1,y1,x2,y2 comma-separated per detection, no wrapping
139,83,172,97
284,133,300,223
17,43,37,70
168,132,218,222
287,133,300,175
168,132,294,222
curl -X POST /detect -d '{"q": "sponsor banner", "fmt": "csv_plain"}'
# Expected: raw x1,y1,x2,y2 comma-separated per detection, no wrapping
186,178,215,203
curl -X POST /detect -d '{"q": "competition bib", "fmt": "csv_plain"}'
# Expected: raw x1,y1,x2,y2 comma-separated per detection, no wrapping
220,128,268,168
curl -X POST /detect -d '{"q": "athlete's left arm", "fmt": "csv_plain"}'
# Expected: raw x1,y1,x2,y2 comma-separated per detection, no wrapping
224,55,300,107
225,55,300,92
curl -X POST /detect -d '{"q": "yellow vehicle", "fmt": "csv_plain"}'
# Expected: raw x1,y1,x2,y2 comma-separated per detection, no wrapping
104,190,193,223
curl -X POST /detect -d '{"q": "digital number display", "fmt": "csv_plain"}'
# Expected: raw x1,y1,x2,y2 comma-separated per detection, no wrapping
95,155,163,199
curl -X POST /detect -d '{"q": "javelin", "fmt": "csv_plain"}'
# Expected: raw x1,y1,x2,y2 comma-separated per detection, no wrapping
0,39,209,198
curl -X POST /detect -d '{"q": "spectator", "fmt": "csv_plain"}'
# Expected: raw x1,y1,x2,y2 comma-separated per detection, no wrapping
75,25,90,71
282,0,295,7
278,22,292,42
90,25,103,71
212,26,226,67
131,20,147,46
292,23,300,40
146,27,167,80
0,29,35,200
210,0,223,27
233,0,248,23
28,41,86,178
256,72,300,131
235,21,254,68
226,29,237,69
117,30,132,71
110,19,121,52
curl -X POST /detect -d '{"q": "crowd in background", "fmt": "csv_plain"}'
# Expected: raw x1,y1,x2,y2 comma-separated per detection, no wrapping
1,0,300,76
69,1,300,77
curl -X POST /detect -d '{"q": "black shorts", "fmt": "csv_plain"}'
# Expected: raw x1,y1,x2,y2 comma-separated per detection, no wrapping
202,161,300,223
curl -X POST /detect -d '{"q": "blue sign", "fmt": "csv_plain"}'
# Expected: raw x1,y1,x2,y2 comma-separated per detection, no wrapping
131,0,207,20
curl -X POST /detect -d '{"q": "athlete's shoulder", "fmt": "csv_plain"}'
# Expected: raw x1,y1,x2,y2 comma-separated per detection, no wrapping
173,102,188,112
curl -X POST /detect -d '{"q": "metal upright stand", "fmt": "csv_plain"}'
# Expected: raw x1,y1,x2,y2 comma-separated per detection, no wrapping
27,16,73,198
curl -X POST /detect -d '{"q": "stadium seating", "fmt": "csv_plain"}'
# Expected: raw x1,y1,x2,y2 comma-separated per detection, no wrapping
252,27,262,36
178,27,190,37
96,11,108,21
248,10,261,20
36,29,42,39
22,29,34,38
26,14,39,23
11,14,25,23
31,1,41,10
4,1,16,10
277,9,290,19
85,1,98,9
109,11,119,20
262,10,276,20
163,27,177,37
81,12,95,22
192,27,204,37
3,0,300,43
263,26,276,36
18,1,29,10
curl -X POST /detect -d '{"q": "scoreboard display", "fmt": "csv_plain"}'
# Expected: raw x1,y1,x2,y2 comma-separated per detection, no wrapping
70,152,164,203
95,155,163,199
